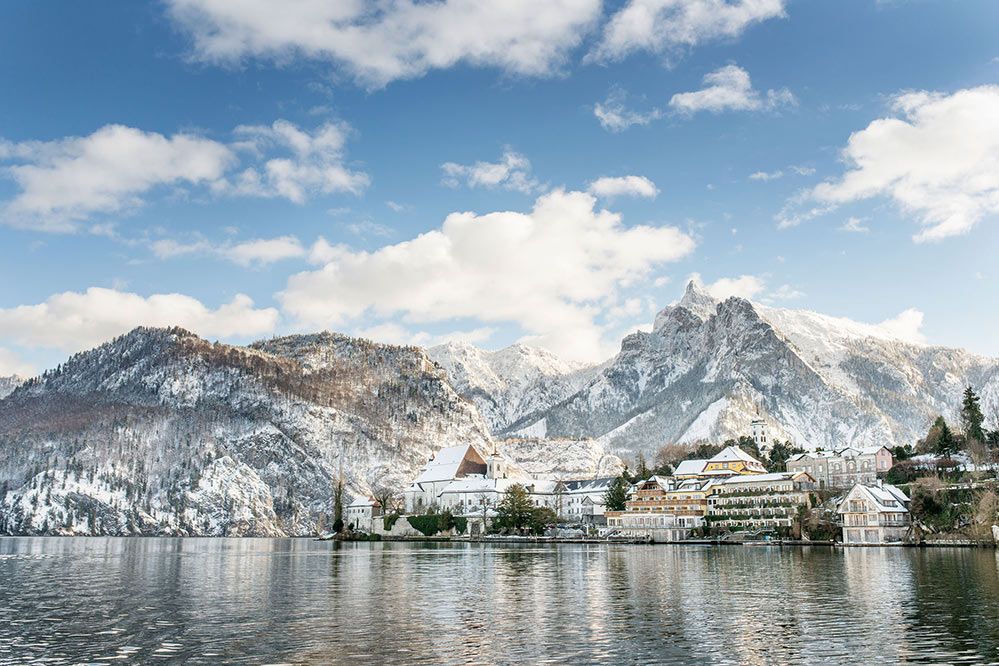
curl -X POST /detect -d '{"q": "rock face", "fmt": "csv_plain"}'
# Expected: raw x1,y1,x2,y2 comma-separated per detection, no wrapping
508,281,999,457
0,328,492,536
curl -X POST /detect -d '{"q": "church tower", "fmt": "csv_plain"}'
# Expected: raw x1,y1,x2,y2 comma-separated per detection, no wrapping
751,405,768,451
486,445,508,480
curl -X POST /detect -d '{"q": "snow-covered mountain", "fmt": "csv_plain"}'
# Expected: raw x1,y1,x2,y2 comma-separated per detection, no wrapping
0,376,24,400
0,328,494,536
427,341,601,435
510,281,999,456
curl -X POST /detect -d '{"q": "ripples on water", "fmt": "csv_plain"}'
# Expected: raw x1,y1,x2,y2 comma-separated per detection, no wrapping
0,538,997,665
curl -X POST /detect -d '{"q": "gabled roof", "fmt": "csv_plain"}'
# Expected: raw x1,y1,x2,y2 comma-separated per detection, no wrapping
674,459,708,476
709,446,763,465
838,483,909,514
348,496,380,508
414,444,485,484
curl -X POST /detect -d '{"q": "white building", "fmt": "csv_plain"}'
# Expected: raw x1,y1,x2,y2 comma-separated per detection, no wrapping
787,446,894,489
605,511,700,541
345,496,382,532
404,444,490,513
838,482,911,545
404,444,556,517
560,477,616,525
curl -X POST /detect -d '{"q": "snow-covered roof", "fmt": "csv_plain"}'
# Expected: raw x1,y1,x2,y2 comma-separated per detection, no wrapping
439,476,497,494
674,459,708,476
347,496,379,508
673,478,712,491
564,477,616,493
717,472,803,486
790,445,889,462
838,483,909,514
414,444,483,483
709,446,763,465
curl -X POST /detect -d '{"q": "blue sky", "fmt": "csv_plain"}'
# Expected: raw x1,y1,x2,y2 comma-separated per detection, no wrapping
1,0,998,373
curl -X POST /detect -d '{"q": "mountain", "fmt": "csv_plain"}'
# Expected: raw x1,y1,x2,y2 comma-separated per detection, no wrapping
0,328,493,536
427,341,601,435
0,376,24,400
494,281,999,457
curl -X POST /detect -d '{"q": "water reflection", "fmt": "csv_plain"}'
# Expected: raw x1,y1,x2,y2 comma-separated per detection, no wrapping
0,538,998,664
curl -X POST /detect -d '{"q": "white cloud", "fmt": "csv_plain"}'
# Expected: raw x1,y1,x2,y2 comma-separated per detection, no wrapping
0,119,366,231
0,125,234,232
386,200,407,213
441,150,541,194
840,217,870,233
698,273,766,300
876,308,925,345
345,220,393,238
150,238,213,259
750,164,814,181
669,65,796,115
280,189,696,361
231,120,369,202
224,236,306,266
797,85,999,242
151,235,307,266
0,288,279,354
0,348,35,378
353,323,496,348
588,175,659,199
770,284,804,300
593,89,663,131
166,0,602,88
591,0,786,63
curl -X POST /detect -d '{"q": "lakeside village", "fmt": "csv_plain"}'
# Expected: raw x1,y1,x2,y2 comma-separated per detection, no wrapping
342,386,999,547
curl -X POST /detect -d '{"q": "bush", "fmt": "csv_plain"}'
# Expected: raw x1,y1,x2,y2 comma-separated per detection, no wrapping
406,514,441,537
437,510,455,533
885,461,925,485
383,513,401,531
453,516,468,534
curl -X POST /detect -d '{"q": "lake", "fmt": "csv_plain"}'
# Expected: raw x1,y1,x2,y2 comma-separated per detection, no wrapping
0,538,997,665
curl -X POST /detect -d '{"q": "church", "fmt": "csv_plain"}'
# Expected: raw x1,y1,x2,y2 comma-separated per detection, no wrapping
403,444,556,515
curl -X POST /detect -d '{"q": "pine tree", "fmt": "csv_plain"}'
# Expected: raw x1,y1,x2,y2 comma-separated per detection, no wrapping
936,419,957,459
635,453,651,481
960,386,986,444
604,475,629,512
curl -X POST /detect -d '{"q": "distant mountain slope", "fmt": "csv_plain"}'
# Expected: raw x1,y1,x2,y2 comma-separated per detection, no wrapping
427,341,601,435
498,281,999,456
0,376,24,400
0,328,493,536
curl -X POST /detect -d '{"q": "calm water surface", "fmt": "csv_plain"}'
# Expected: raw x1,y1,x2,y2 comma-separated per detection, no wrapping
1,538,998,665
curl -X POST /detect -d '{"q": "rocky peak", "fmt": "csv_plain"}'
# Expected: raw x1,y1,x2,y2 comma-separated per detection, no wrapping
678,279,719,319
653,279,719,333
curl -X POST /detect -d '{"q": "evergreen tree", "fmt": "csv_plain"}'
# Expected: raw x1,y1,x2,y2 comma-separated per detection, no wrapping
495,484,535,533
766,440,804,473
528,506,557,535
936,419,957,459
960,385,986,444
737,435,762,461
635,453,651,481
604,475,629,512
